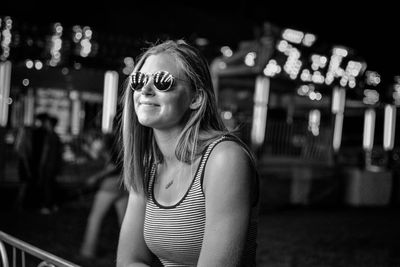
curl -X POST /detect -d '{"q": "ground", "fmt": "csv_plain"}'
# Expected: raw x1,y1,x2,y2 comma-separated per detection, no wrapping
1,192,399,267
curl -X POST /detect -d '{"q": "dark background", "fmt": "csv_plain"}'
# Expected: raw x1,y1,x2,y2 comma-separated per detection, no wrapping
2,1,399,78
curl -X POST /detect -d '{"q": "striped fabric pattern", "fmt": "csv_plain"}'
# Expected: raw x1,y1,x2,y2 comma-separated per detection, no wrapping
144,136,258,266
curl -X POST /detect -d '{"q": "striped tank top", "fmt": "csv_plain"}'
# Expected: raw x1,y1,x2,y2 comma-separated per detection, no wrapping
144,136,259,266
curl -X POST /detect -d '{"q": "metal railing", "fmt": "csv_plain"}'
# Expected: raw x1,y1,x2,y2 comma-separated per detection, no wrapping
0,231,81,267
264,120,333,163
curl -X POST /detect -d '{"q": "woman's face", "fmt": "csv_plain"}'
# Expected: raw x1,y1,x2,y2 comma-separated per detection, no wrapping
133,53,195,131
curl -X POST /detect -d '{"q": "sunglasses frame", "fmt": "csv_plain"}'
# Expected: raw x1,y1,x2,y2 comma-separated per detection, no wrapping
129,70,176,92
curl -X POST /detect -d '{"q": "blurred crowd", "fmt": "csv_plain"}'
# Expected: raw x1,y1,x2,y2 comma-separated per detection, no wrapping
14,112,63,214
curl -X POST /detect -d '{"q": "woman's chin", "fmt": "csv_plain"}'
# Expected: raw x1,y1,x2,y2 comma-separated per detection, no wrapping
138,118,156,128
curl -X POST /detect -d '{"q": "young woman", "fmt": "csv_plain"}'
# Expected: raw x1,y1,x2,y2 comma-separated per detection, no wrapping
117,39,259,266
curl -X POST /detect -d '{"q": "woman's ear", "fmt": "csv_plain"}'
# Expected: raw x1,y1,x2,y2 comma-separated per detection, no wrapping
190,89,204,110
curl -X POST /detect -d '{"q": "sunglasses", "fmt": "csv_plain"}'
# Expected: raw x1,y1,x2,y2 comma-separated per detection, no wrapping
129,70,177,92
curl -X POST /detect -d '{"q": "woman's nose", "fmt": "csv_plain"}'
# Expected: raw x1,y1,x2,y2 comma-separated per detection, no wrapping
141,80,155,95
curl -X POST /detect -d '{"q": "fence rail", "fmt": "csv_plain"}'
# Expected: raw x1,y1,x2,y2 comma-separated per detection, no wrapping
264,120,333,163
0,231,80,267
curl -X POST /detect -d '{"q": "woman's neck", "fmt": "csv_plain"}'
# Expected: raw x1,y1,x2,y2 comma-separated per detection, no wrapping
153,127,183,164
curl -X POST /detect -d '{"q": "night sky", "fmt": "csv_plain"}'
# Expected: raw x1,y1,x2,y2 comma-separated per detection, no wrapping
2,1,399,80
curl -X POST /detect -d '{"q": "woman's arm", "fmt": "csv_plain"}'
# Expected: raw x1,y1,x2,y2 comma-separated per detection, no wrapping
85,163,117,186
117,190,154,267
198,141,256,267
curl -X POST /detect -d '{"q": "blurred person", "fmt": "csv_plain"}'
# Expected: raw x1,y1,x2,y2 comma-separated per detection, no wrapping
13,124,35,210
80,126,128,259
14,112,50,210
37,115,63,214
32,112,49,180
117,39,259,266
81,130,105,160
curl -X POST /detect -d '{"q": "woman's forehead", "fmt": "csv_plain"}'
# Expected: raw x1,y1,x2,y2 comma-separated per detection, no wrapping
140,54,182,75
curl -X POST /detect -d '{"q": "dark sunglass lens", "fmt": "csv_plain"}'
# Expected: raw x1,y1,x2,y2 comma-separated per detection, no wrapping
130,72,147,90
154,71,174,91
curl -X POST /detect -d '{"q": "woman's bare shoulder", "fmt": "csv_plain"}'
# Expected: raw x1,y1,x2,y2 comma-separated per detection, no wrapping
203,139,255,187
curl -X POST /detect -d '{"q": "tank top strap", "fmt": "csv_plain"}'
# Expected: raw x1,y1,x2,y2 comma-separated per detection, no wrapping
196,135,232,190
147,163,158,197
196,134,259,206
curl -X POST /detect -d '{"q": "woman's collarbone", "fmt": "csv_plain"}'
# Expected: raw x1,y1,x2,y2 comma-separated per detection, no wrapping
154,163,195,204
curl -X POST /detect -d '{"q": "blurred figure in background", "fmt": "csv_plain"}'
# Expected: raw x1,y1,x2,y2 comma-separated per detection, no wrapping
14,112,53,210
37,114,63,214
14,124,35,210
80,122,128,259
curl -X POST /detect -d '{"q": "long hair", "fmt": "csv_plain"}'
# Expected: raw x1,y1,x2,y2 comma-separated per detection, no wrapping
122,39,229,195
